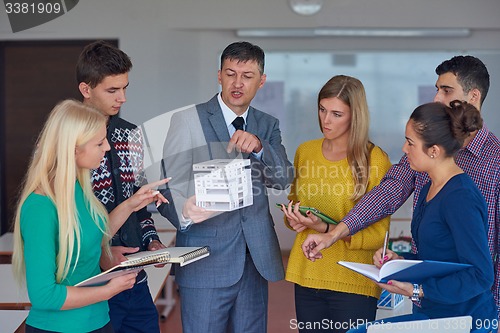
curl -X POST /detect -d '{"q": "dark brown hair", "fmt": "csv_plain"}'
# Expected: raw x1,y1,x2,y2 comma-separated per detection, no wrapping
76,40,132,88
410,100,483,157
435,55,489,106
220,41,265,74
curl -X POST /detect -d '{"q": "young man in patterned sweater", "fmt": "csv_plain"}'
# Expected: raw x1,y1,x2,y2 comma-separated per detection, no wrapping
77,40,164,333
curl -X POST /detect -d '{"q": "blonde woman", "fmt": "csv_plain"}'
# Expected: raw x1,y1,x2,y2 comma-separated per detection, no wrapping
12,100,168,333
279,75,391,332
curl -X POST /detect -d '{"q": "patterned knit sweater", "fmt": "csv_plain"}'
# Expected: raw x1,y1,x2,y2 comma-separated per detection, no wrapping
286,138,391,299
90,115,160,250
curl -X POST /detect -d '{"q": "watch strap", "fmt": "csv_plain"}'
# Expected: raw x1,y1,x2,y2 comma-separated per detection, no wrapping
411,283,421,301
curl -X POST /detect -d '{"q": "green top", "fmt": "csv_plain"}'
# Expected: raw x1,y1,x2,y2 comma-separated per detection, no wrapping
21,182,109,332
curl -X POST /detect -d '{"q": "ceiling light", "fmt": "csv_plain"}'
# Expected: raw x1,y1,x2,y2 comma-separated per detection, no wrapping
236,28,471,38
288,0,324,16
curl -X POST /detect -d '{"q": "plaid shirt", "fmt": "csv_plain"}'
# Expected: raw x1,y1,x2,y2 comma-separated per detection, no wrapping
343,126,500,310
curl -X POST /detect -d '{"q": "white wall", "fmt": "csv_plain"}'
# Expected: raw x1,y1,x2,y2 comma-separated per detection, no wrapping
2,0,500,249
2,0,500,124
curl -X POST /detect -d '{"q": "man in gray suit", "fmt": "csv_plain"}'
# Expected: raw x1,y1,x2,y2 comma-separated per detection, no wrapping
158,41,293,333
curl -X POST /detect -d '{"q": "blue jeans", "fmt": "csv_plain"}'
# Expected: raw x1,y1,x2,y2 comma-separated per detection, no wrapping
294,284,378,333
108,280,159,333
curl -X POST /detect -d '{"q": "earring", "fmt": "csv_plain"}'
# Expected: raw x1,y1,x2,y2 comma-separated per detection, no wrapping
430,155,435,158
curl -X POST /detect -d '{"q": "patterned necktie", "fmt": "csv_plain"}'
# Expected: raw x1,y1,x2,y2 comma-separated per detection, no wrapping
232,116,245,131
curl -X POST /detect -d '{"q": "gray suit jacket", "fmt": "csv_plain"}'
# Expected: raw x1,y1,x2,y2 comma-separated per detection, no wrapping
159,95,293,288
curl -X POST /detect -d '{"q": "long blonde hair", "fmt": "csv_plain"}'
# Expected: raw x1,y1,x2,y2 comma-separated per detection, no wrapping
317,75,372,201
12,99,110,284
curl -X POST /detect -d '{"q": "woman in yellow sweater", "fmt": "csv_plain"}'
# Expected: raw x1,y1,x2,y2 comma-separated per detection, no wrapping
280,75,391,333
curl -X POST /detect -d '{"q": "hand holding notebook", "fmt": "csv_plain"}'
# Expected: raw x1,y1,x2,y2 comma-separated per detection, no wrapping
77,246,210,287
338,259,471,284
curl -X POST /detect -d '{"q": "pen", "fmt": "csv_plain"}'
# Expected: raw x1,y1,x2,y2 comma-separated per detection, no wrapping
381,231,388,264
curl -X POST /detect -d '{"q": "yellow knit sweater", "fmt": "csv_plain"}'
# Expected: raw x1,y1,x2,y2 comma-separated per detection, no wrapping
286,138,392,299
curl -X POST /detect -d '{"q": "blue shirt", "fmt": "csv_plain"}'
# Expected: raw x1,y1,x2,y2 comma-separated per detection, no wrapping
408,173,496,322
342,127,500,310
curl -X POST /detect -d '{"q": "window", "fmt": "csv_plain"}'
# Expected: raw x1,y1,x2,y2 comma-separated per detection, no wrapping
252,51,500,162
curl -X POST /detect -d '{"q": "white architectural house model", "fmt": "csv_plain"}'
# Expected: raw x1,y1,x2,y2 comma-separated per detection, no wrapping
193,159,253,211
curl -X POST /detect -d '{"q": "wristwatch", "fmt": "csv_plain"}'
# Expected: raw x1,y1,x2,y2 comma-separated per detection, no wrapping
411,283,422,301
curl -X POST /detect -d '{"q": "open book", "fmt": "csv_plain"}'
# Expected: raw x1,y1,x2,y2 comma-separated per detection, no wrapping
76,246,210,287
338,259,471,283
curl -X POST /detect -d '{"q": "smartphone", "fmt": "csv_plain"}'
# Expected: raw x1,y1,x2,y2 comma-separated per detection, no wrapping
275,203,338,224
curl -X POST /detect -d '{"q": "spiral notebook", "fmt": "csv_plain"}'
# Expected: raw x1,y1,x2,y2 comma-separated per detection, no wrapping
76,246,210,287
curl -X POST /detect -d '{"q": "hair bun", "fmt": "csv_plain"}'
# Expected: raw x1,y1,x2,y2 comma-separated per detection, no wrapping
447,100,482,141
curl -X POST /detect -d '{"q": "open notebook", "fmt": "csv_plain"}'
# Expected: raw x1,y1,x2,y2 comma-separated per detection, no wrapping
76,246,210,287
338,259,471,283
